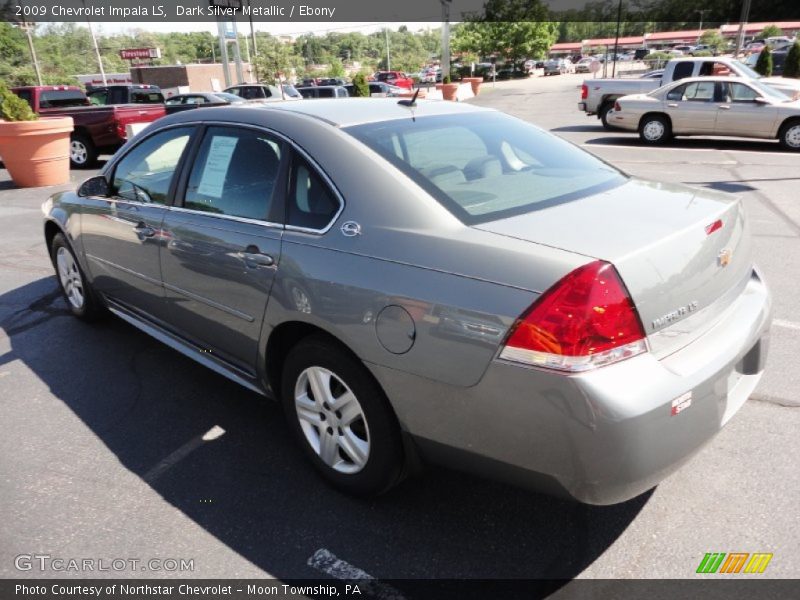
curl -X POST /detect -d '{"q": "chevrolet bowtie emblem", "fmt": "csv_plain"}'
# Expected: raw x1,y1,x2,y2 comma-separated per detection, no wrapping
718,248,732,267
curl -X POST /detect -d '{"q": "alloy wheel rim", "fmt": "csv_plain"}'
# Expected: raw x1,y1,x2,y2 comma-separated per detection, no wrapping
643,121,665,141
785,125,800,148
294,366,370,474
70,141,87,164
56,247,85,309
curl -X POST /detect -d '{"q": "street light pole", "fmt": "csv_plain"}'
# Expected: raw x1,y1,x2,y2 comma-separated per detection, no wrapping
441,0,452,82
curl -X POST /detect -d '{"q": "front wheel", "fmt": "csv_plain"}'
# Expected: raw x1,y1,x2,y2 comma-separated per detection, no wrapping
281,335,404,496
639,114,672,145
778,120,800,151
51,233,103,320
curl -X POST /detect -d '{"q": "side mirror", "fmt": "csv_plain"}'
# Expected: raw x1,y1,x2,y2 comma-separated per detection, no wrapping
77,175,110,198
754,96,770,105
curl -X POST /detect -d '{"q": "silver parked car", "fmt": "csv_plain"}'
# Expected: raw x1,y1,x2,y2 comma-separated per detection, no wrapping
609,76,800,149
43,99,771,504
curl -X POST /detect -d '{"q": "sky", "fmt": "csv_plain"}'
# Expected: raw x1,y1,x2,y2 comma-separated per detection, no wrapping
88,21,439,38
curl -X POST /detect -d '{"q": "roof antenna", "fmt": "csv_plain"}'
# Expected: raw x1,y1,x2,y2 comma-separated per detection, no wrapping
397,88,419,121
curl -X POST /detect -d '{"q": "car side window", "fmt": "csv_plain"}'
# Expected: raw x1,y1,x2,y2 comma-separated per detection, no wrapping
112,127,193,205
666,84,686,101
287,155,340,230
682,81,715,102
88,90,107,105
184,127,282,221
729,83,759,102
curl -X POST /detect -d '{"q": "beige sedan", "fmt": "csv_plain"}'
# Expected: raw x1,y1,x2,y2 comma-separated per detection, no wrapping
608,76,800,150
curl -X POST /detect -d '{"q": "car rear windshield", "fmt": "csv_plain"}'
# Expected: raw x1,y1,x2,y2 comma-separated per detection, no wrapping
345,112,625,224
39,90,88,108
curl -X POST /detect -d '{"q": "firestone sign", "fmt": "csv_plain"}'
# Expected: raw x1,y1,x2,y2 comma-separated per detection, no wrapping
119,48,161,60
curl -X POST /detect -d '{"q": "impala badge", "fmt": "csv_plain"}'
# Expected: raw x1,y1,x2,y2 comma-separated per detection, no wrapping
718,248,732,267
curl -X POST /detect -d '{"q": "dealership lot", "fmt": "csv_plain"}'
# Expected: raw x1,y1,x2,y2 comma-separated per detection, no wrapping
1,73,799,586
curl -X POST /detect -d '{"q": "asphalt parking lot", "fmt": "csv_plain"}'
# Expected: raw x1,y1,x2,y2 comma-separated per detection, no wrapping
1,74,799,589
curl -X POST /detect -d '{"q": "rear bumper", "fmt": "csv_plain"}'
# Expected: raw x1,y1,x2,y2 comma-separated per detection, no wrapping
371,270,771,504
608,109,638,131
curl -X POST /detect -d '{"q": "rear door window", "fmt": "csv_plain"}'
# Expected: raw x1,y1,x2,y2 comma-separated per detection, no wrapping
286,154,341,231
184,126,283,221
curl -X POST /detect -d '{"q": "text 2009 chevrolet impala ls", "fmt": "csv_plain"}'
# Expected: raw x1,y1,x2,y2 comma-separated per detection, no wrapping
43,99,771,504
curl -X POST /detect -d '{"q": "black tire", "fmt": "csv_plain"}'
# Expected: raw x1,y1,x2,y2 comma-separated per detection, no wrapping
778,119,800,151
50,233,103,321
281,335,404,496
638,114,673,145
69,133,98,168
599,102,616,130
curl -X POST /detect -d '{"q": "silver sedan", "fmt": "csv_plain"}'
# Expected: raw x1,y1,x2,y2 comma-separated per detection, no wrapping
42,99,771,504
609,76,800,149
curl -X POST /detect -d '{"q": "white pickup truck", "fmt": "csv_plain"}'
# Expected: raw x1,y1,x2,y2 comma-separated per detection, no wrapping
579,56,800,129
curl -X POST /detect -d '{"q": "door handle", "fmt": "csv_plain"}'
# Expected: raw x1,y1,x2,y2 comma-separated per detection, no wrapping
718,105,731,110
238,245,274,268
667,103,678,107
133,222,156,239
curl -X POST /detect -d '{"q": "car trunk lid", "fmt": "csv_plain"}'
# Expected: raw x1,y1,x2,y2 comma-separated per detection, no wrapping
475,178,752,357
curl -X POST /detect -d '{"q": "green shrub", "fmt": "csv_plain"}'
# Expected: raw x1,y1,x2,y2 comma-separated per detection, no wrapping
755,46,773,76
351,72,370,97
691,50,713,57
0,82,37,122
443,74,451,84
644,51,672,61
784,42,800,78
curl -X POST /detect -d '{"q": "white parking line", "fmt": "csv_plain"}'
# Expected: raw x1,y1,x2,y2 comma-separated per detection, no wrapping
774,319,800,332
307,548,406,600
142,425,225,483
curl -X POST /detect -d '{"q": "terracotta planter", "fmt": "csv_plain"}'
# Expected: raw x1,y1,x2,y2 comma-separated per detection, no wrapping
440,83,459,101
463,77,484,95
0,116,74,188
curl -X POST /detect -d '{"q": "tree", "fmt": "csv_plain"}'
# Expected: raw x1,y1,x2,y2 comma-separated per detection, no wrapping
254,37,295,84
452,0,557,68
351,72,369,97
784,42,800,79
755,46,773,76
757,25,783,39
698,30,727,55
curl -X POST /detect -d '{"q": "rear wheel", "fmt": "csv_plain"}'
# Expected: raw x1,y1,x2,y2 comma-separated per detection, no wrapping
639,114,672,145
778,120,800,151
281,335,404,496
51,233,103,320
70,134,98,168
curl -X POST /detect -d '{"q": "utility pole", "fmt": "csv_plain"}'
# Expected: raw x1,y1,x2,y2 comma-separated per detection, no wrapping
248,0,258,81
19,21,42,86
733,0,752,57
217,21,231,87
441,0,452,81
612,0,622,78
82,0,106,85
697,9,709,42
385,28,391,71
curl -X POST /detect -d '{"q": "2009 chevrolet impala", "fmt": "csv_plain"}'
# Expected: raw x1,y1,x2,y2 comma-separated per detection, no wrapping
42,99,771,504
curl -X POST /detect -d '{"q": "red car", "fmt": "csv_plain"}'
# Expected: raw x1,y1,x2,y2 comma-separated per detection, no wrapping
373,71,414,90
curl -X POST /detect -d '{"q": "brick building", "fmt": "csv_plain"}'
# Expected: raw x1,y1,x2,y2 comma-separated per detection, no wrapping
130,63,256,93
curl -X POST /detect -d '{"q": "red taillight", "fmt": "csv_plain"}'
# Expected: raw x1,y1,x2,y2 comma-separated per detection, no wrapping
500,261,647,372
614,101,621,111
581,84,588,100
705,219,723,235
116,122,127,139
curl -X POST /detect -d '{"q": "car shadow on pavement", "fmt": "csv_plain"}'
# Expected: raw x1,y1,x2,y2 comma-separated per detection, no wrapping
2,277,652,586
584,135,787,153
